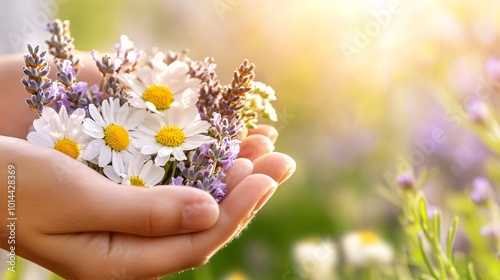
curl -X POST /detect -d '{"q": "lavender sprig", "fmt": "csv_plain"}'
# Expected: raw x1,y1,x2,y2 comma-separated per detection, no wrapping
198,73,223,122
21,44,54,115
51,58,102,115
55,59,76,87
164,50,216,83
172,113,243,202
197,60,260,128
46,19,80,74
90,36,140,105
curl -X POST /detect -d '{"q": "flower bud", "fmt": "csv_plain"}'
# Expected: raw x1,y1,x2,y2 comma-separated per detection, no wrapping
467,100,490,125
470,177,494,205
396,172,415,191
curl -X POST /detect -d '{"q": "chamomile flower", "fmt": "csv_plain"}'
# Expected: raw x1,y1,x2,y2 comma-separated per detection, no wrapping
133,103,214,166
27,106,89,161
82,98,146,173
103,154,164,187
341,230,394,267
293,238,338,280
117,59,200,113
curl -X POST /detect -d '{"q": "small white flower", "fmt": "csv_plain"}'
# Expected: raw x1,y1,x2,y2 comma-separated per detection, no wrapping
82,98,146,174
27,106,90,161
118,59,200,113
342,231,394,267
103,154,164,188
293,238,337,280
133,103,214,166
246,81,278,122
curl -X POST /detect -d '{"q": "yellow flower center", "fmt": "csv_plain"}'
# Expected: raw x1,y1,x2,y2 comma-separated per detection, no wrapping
358,231,380,245
129,175,146,187
156,125,185,147
104,124,130,151
54,138,80,159
143,84,174,110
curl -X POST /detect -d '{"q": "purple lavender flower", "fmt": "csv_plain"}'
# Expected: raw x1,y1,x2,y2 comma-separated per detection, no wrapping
48,82,69,112
56,59,76,87
90,84,104,104
481,223,500,239
46,19,80,74
72,81,88,94
486,57,500,84
21,44,54,114
205,63,217,75
470,177,494,205
396,172,415,191
173,113,243,202
171,176,185,186
467,100,490,125
212,112,244,140
176,159,227,202
91,50,116,75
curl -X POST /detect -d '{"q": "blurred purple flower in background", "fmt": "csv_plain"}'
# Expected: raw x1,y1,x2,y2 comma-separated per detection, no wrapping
470,177,495,206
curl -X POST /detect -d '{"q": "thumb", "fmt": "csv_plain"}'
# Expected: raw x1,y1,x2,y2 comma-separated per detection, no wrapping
60,180,220,236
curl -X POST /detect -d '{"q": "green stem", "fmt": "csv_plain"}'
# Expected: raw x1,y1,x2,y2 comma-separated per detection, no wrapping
489,202,500,252
162,160,172,184
467,262,478,280
446,217,459,262
418,235,439,280
168,159,177,183
99,74,106,92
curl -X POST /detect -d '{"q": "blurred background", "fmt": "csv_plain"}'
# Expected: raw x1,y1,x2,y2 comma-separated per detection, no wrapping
3,0,500,279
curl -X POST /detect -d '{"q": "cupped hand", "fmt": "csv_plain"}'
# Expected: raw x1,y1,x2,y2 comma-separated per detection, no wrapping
0,125,295,279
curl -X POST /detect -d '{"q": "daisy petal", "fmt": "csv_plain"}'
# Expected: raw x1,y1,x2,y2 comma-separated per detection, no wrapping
98,145,112,167
157,146,173,158
83,139,105,161
171,147,187,161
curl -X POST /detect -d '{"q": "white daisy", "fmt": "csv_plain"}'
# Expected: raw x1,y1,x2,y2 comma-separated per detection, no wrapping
293,238,337,280
133,103,214,166
117,59,200,113
103,154,164,188
341,230,394,267
82,98,146,174
27,106,90,161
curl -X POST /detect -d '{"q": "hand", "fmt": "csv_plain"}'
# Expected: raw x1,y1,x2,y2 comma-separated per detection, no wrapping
0,125,295,279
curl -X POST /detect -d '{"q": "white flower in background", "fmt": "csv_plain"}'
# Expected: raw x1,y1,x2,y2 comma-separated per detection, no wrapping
133,103,214,166
103,154,164,187
118,59,200,113
342,230,394,267
221,271,249,280
27,106,90,161
83,98,146,173
293,238,337,280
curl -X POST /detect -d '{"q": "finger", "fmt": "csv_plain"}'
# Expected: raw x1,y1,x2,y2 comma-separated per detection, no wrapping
98,174,278,278
246,125,279,143
224,158,254,193
46,181,220,236
18,144,221,236
239,125,279,143
252,152,296,184
238,134,274,161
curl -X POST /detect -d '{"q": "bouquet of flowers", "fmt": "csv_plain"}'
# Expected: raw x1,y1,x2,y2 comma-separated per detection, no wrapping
21,19,277,202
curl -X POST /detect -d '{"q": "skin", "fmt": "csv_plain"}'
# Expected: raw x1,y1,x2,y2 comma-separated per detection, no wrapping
0,53,296,279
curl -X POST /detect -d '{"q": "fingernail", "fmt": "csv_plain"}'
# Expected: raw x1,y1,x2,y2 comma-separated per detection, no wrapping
278,165,296,185
253,183,278,213
268,128,279,143
183,201,219,230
